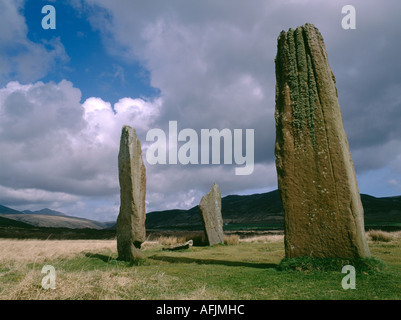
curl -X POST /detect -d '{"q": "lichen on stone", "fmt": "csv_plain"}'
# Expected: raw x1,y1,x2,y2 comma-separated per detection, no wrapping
280,26,319,148
274,23,371,259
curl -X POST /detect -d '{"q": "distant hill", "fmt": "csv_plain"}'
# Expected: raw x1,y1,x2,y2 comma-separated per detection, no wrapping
362,194,401,227
0,215,34,228
22,208,67,217
0,202,118,230
1,189,400,233
0,213,110,230
0,205,24,215
145,190,284,230
0,204,112,230
145,190,401,231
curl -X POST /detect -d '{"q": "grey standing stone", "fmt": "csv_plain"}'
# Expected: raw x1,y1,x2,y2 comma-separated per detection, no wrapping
117,125,146,261
274,23,370,259
199,183,224,246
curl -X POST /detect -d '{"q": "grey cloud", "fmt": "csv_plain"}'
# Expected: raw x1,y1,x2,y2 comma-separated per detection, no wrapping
0,81,85,143
2,0,401,220
77,0,401,188
0,81,90,194
0,78,162,216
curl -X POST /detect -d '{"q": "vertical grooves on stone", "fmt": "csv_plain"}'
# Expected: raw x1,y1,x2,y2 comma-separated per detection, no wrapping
302,26,341,217
275,23,370,258
282,26,320,150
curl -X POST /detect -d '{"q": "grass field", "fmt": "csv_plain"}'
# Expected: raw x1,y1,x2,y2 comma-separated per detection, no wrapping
0,231,400,300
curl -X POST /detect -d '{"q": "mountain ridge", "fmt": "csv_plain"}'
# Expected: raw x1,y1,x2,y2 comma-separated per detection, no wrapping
145,190,401,230
1,189,400,231
22,208,67,216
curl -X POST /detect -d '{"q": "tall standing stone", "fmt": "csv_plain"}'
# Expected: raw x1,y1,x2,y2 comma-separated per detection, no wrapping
199,183,224,246
117,125,146,261
274,23,370,259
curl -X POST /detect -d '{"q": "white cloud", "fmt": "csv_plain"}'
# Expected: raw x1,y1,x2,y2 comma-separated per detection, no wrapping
0,0,68,84
78,0,401,185
3,0,401,221
0,80,161,218
0,185,80,207
114,97,162,131
0,73,274,219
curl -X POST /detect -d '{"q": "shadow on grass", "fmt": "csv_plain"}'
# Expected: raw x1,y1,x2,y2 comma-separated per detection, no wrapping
149,255,278,269
84,253,149,266
84,253,115,263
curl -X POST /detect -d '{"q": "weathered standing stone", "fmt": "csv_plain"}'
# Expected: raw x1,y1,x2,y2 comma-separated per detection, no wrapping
274,23,370,259
199,183,224,246
116,125,146,261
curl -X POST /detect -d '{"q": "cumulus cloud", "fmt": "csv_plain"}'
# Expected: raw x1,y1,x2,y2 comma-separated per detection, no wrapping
2,0,401,221
0,75,271,217
0,80,161,219
75,0,401,196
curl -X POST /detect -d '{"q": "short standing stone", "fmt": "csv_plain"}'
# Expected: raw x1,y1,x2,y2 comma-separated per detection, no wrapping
274,23,370,259
116,125,146,261
199,183,224,245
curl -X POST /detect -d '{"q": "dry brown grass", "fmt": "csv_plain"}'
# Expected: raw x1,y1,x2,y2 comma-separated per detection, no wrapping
0,238,175,300
224,234,240,245
392,231,401,239
157,236,187,246
3,267,173,300
0,239,117,264
240,234,284,243
367,230,394,242
154,231,208,246
157,234,241,246
155,233,287,246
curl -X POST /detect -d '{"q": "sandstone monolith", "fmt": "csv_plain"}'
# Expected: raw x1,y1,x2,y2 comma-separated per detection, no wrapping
117,125,146,261
274,23,370,259
199,183,224,246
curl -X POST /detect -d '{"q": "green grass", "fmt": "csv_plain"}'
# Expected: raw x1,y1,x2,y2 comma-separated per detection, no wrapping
278,256,386,273
1,235,401,300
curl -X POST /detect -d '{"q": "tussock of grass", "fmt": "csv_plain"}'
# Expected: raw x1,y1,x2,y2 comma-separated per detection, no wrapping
158,234,240,246
156,232,208,247
157,236,187,246
240,234,284,243
367,230,393,242
278,256,386,273
224,235,240,245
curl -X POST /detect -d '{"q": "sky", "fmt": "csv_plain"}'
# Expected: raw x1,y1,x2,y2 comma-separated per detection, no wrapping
0,0,400,222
